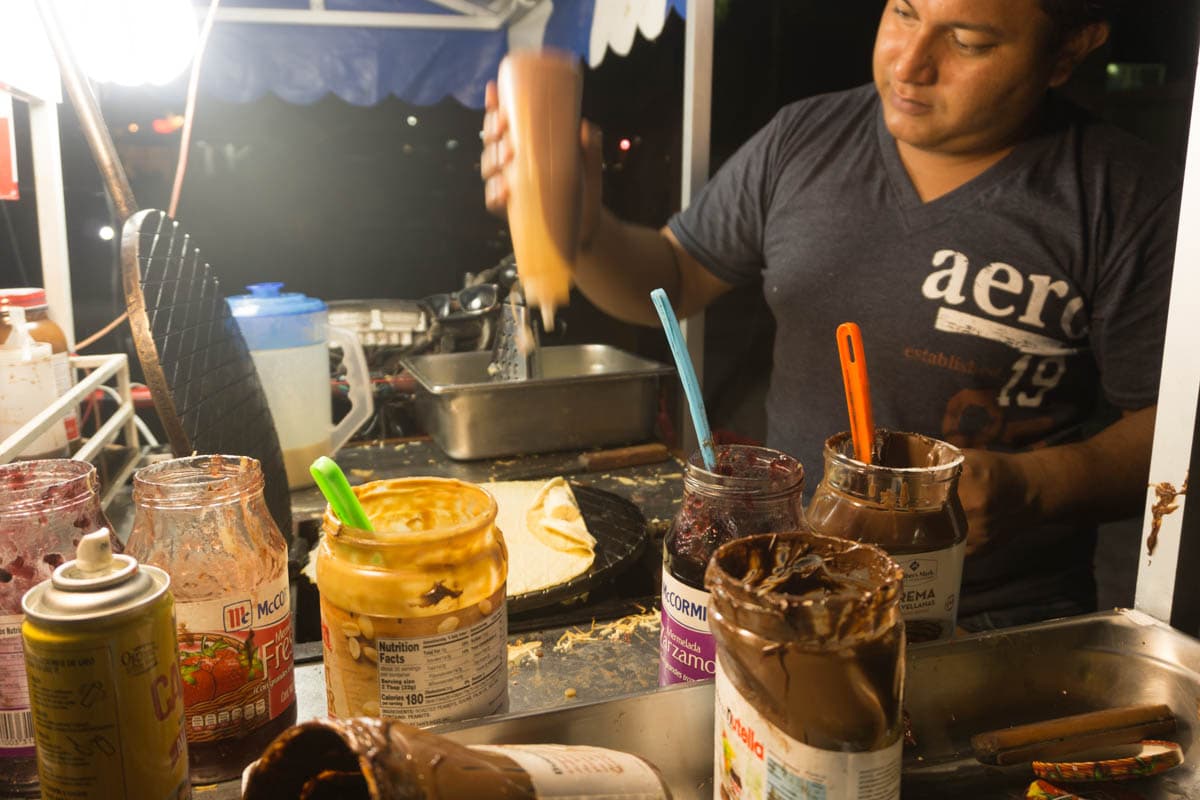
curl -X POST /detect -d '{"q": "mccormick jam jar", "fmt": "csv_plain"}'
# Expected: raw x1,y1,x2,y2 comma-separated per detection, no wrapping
708,531,905,800
659,445,806,687
316,477,509,725
807,429,967,642
126,455,297,784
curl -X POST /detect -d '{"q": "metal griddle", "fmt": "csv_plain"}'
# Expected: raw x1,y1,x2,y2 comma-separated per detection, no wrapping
507,484,649,615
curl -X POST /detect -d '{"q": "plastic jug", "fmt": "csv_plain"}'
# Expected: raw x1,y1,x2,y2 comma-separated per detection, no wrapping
228,283,373,489
0,307,69,459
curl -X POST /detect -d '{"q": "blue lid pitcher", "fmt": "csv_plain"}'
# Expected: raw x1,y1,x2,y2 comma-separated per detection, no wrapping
228,283,373,489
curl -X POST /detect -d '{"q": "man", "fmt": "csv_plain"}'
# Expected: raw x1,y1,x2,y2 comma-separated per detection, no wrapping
482,0,1180,629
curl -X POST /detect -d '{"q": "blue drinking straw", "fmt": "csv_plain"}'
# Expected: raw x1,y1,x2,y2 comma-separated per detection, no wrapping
650,288,717,471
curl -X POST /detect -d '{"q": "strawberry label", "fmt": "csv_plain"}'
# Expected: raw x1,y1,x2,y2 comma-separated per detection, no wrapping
174,574,295,743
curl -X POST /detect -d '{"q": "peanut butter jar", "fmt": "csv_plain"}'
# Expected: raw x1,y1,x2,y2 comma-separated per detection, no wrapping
316,477,509,726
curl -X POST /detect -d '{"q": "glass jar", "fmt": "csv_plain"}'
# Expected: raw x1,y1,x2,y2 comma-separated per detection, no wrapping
0,460,116,795
807,429,967,643
317,477,509,726
244,717,671,799
126,455,296,784
659,445,807,687
707,531,905,800
0,289,80,445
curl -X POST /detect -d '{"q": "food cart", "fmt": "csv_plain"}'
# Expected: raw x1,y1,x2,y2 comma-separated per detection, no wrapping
3,1,1200,798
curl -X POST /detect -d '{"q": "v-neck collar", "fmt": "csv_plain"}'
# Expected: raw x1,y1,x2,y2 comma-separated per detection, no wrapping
874,96,1046,233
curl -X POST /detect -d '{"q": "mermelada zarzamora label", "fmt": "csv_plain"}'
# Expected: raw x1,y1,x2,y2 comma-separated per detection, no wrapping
659,568,717,686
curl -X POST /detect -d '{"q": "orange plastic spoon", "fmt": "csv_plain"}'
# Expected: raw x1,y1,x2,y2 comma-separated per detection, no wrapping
836,322,875,464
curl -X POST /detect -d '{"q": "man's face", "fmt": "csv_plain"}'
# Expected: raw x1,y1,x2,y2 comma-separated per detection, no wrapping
873,0,1065,157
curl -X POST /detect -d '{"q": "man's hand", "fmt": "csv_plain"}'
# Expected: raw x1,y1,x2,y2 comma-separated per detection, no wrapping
958,448,1039,556
479,80,604,247
957,405,1156,557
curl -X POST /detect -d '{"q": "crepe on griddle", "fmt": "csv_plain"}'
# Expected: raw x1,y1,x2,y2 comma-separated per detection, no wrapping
487,477,596,596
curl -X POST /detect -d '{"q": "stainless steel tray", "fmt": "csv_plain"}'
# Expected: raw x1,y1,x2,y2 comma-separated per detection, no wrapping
402,344,673,460
435,610,1200,800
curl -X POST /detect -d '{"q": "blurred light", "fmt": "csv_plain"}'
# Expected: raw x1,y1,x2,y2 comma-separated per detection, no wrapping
98,225,115,241
127,122,140,134
152,114,184,135
618,138,632,152
60,0,199,86
446,139,459,151
406,116,419,127
402,144,414,155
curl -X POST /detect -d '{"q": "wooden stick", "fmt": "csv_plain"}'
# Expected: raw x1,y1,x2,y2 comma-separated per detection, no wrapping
971,704,1176,765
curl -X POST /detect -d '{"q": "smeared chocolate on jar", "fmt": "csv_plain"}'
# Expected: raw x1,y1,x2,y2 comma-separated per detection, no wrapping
420,580,464,607
706,532,905,751
808,430,966,643
243,717,535,799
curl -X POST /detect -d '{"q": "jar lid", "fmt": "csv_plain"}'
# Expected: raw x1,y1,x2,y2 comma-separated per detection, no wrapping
0,288,48,309
227,283,327,349
228,282,326,318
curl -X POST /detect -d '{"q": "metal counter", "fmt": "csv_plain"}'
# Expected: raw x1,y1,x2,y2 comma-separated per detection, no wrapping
200,609,1200,799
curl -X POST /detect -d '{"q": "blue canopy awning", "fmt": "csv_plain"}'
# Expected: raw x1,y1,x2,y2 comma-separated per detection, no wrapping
198,0,687,108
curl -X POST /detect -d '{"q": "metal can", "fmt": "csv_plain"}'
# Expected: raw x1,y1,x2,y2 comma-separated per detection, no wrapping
21,530,191,799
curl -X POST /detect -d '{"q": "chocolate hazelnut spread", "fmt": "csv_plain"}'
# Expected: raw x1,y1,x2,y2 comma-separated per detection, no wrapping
659,446,806,686
807,430,966,642
242,717,672,799
707,532,904,800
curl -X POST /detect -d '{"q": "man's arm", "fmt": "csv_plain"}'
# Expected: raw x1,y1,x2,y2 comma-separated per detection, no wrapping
572,211,733,326
482,82,731,325
959,405,1156,554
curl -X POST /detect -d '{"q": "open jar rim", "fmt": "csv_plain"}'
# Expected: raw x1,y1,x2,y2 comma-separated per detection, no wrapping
133,454,264,507
706,531,904,645
684,444,805,498
823,430,964,480
0,459,98,516
322,477,499,549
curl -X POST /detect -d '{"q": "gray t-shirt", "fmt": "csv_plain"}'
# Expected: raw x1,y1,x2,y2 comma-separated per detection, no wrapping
668,84,1180,616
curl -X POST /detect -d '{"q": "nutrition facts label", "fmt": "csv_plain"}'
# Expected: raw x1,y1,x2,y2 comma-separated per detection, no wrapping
376,600,507,725
0,614,33,753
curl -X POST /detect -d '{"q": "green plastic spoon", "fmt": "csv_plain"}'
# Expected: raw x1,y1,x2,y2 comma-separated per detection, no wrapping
309,456,374,532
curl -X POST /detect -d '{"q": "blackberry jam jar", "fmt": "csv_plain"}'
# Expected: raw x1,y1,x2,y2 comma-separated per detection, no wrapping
659,445,806,687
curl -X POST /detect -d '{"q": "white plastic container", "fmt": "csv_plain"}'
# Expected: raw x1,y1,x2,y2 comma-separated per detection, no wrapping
0,307,68,459
227,283,373,489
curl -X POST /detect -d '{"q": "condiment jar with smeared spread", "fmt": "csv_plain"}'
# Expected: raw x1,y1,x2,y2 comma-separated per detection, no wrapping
316,477,508,725
244,717,672,799
707,532,905,800
660,445,806,687
807,429,967,642
0,459,117,794
126,455,297,784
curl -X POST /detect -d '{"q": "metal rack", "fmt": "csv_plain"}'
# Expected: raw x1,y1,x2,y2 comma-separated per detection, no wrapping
0,353,142,506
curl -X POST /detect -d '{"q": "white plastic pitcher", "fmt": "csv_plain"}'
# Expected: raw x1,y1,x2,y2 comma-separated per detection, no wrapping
228,283,373,489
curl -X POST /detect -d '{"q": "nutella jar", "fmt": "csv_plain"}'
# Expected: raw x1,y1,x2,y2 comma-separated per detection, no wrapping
660,445,806,687
316,477,509,725
707,532,905,800
807,430,967,642
0,460,117,795
0,289,80,445
244,717,672,799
